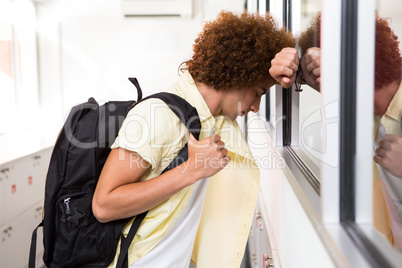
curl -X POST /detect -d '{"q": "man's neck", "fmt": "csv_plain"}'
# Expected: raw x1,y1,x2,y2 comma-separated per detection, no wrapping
375,79,400,116
196,82,223,116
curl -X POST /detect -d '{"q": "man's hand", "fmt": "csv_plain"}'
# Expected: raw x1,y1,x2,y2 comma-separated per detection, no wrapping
269,47,299,88
186,133,231,181
300,47,321,91
374,134,402,178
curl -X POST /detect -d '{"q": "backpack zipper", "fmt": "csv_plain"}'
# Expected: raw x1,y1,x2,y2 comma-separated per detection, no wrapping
64,198,71,217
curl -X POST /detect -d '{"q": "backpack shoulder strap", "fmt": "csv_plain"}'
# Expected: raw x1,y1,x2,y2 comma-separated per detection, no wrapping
128,77,143,102
141,92,201,141
28,221,43,268
128,77,200,140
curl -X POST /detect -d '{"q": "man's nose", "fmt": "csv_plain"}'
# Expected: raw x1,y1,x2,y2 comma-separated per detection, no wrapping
250,97,261,113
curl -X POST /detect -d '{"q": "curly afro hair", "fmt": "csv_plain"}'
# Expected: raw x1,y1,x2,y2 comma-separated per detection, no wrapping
186,11,296,91
298,13,321,56
375,16,401,90
298,13,401,90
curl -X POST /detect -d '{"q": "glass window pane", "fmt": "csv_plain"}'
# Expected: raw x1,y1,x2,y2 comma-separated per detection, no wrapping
296,1,323,168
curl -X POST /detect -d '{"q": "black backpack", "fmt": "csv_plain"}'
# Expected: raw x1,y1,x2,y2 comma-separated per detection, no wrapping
29,78,201,268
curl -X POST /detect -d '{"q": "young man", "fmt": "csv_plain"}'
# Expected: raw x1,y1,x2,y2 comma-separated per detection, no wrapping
92,11,295,267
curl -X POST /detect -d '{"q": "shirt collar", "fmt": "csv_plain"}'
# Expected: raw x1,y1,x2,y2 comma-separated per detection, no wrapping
165,72,255,161
165,71,213,123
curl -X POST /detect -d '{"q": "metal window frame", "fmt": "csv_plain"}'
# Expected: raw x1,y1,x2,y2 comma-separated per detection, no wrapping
339,0,357,223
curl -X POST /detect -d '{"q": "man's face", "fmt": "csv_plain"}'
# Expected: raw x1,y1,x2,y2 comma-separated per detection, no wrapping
219,82,272,120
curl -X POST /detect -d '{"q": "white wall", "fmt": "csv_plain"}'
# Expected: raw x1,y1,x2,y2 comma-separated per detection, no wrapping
247,114,335,268
36,0,246,119
0,0,246,164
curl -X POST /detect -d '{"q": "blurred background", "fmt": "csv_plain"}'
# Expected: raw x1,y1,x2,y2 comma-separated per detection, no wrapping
0,0,247,163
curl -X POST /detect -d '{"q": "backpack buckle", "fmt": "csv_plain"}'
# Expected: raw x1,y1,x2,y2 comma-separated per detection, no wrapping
67,208,86,227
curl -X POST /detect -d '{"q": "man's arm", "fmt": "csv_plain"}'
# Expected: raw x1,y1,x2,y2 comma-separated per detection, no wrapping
269,47,321,91
269,47,299,88
92,134,230,223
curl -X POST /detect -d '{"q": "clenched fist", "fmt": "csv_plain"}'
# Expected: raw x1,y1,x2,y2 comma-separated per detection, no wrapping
185,133,231,182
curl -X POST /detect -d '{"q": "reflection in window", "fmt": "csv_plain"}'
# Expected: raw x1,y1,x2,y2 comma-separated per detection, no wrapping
371,4,402,252
295,2,324,168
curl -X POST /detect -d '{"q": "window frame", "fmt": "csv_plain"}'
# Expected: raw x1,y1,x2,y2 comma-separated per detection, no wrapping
259,0,402,266
274,0,322,198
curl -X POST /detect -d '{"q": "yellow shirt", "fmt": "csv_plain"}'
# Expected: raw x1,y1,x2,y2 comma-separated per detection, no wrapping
109,71,260,267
